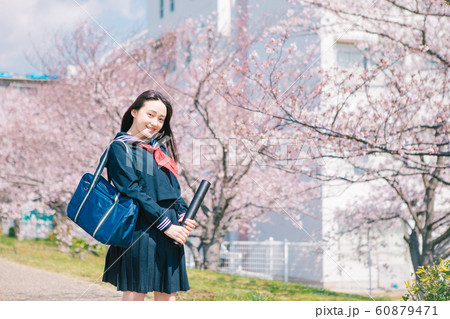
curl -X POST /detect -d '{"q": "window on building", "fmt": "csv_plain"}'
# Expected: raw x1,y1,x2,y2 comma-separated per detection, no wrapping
170,0,175,12
335,42,367,69
353,152,369,175
185,39,192,64
160,0,164,18
207,26,214,50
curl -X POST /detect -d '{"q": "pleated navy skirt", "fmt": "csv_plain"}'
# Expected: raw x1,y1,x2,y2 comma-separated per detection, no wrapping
102,199,190,294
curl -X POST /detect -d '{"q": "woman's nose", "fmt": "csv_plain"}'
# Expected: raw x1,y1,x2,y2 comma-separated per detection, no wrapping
149,117,158,127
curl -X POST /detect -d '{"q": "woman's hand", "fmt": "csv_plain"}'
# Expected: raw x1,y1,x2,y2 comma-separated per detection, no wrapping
164,219,197,245
181,218,197,232
164,225,189,245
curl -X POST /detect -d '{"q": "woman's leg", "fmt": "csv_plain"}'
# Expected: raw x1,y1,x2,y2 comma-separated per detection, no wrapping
154,292,176,301
122,291,146,301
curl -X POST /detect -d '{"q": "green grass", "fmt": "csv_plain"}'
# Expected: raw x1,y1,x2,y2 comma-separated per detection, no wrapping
178,269,387,301
0,235,107,281
0,236,391,301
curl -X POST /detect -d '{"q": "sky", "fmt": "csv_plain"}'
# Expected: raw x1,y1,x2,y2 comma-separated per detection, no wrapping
0,0,148,74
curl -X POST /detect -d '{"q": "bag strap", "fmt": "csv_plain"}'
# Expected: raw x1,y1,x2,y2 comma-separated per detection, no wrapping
73,145,111,222
90,145,111,188
93,139,132,186
73,140,129,223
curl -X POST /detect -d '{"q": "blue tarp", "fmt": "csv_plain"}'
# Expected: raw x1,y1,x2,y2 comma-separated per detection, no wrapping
25,73,58,80
0,71,57,80
0,71,13,78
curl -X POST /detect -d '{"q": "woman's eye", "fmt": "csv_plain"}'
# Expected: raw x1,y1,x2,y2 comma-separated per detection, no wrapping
159,118,164,123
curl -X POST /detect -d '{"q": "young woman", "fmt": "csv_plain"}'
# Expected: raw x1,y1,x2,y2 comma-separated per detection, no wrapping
102,90,196,301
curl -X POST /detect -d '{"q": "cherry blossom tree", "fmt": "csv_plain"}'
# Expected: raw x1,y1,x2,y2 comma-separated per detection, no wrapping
0,23,166,239
142,15,321,270
0,17,319,270
222,0,449,273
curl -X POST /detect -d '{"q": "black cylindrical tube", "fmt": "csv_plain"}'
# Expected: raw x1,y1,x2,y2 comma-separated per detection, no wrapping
174,180,211,246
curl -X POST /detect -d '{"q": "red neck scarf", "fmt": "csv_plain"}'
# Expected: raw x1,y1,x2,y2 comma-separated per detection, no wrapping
116,134,178,177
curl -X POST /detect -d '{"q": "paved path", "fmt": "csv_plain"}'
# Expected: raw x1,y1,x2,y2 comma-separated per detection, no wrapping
0,258,122,300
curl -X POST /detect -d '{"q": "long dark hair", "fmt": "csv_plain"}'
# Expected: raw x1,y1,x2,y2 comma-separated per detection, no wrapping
121,90,179,163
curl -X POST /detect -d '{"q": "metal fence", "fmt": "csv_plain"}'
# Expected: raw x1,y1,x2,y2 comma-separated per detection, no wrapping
185,238,412,290
185,238,323,285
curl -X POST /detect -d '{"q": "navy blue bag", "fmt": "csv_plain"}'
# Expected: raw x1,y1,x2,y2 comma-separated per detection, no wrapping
66,144,138,247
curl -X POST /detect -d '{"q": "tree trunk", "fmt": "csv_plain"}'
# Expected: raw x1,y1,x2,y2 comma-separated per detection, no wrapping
185,241,203,269
406,227,437,281
407,228,422,275
202,240,222,271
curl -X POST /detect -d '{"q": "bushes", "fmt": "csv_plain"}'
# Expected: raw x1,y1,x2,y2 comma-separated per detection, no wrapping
403,259,450,301
48,217,105,259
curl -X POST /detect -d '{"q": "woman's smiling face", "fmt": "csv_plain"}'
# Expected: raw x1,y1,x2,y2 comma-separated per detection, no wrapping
129,100,167,140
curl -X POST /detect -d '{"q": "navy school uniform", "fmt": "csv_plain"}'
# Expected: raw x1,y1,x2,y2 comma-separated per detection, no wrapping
102,132,190,294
